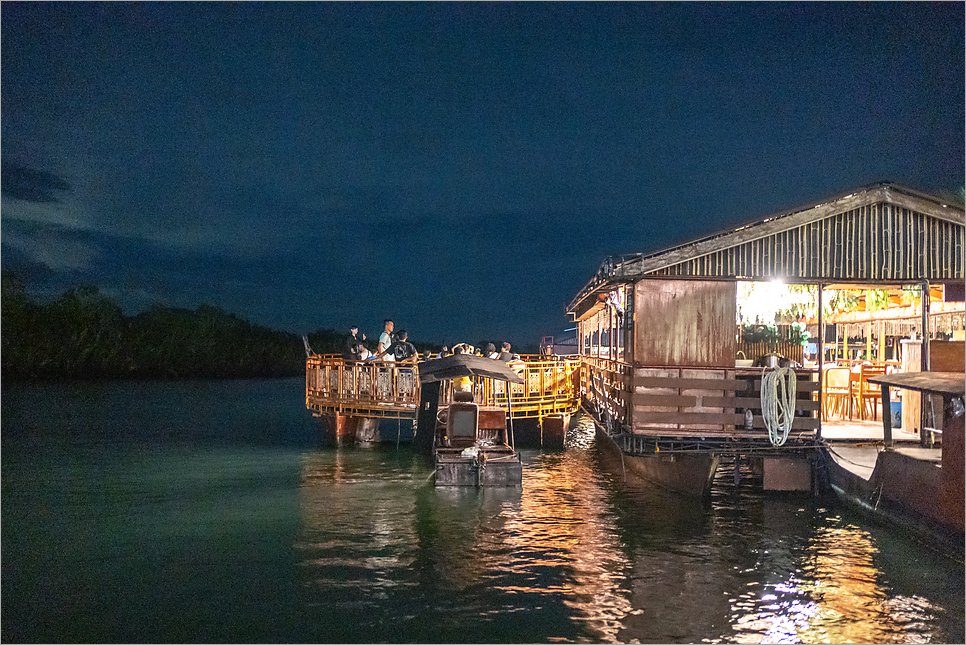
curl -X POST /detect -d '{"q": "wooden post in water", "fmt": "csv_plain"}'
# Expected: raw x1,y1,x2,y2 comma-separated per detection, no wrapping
881,384,893,451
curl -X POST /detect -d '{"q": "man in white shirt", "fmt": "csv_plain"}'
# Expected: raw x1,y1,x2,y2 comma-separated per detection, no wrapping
377,319,395,362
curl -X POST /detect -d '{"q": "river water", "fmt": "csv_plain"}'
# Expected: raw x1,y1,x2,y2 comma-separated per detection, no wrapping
2,377,962,643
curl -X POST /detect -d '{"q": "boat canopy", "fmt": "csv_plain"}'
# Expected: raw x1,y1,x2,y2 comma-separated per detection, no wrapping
417,354,525,385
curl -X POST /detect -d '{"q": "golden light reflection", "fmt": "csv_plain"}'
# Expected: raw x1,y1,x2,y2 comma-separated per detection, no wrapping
725,525,942,643
290,425,955,643
295,451,420,600
498,449,636,642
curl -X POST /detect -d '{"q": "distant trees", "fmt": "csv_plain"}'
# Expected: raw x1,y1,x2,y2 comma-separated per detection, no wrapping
1,274,540,380
1,274,341,381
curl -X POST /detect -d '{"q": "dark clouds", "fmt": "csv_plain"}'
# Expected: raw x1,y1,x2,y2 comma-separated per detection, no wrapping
2,2,963,344
1,163,71,203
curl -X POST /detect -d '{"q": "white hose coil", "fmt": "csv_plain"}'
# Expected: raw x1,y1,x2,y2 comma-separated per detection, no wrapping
761,367,797,447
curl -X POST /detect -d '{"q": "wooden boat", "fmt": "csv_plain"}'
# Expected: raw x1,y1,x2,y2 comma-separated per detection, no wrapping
306,350,581,448
596,430,721,496
413,354,524,487
824,371,964,555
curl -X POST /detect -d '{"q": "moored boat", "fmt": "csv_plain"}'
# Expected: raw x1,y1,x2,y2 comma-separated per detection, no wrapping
414,354,525,487
824,371,964,556
306,351,581,447
594,425,721,496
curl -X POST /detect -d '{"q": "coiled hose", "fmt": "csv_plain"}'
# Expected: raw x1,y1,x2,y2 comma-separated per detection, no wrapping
761,366,797,446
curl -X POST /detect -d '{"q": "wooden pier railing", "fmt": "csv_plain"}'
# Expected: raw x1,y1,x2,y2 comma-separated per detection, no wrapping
306,354,582,420
581,357,820,450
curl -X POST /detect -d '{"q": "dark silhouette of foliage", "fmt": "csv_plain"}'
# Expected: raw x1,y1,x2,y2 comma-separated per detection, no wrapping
2,274,537,380
1,274,314,381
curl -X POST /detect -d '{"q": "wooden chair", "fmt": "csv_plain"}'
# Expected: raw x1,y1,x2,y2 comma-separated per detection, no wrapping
854,364,888,421
822,367,851,421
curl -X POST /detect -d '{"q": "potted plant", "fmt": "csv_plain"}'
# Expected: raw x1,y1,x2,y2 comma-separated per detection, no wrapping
789,321,811,347
740,323,783,365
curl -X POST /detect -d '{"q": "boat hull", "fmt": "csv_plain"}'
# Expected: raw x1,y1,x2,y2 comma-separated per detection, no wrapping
825,447,964,555
434,452,523,487
596,425,720,497
509,414,571,449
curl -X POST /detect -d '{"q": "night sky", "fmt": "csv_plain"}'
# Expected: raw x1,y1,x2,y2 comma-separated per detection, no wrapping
2,2,963,346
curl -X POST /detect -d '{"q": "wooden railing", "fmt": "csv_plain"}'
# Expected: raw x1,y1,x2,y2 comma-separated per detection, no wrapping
305,354,582,420
305,354,420,418
581,358,820,446
580,356,633,429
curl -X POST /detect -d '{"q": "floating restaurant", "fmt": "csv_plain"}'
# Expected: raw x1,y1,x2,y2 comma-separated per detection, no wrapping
566,182,964,512
304,182,963,547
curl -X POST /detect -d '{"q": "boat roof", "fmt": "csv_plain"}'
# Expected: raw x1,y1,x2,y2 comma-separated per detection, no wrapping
868,371,964,396
417,353,525,384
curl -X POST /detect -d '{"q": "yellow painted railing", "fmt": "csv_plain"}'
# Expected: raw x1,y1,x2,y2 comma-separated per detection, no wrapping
305,354,581,420
305,354,420,419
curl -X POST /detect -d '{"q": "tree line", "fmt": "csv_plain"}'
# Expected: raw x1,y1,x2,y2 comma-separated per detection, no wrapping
1,274,348,381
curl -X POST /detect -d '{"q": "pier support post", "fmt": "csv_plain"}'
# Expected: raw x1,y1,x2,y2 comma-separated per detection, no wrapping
319,413,380,445
539,414,569,449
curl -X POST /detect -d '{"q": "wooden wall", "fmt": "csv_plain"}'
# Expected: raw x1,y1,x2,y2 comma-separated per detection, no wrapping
629,367,819,437
634,279,736,368
929,341,965,372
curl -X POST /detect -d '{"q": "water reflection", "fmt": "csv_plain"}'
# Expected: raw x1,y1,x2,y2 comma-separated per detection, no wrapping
731,524,943,644
4,379,962,644
293,410,963,643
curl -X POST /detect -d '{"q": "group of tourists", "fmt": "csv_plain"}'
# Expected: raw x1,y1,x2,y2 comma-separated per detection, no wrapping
342,321,521,367
341,322,529,396
428,341,520,362
342,319,418,363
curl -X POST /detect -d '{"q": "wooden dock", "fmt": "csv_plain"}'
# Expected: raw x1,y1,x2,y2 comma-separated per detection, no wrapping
305,354,582,445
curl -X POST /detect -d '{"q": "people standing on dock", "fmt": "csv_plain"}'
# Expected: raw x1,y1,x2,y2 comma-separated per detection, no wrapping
499,342,525,379
485,343,498,359
382,329,418,363
343,326,367,361
498,342,518,361
377,319,395,362
378,329,418,395
435,345,449,359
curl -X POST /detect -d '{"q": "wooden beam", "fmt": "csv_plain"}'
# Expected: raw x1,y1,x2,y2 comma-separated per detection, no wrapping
634,376,750,391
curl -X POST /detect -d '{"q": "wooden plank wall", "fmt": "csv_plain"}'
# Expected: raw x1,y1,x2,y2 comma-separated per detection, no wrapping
930,341,965,372
634,279,737,367
630,367,820,439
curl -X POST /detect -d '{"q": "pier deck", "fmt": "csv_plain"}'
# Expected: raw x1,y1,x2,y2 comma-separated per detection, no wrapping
821,418,921,443
306,354,582,434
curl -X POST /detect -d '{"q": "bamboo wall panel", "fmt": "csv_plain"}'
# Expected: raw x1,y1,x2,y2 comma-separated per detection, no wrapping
645,206,963,282
568,186,964,321
633,279,737,367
